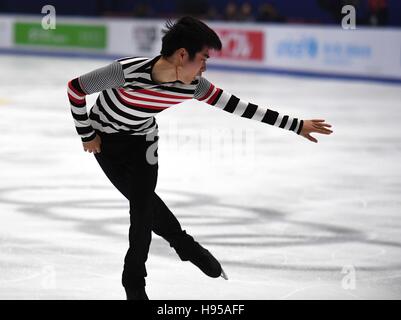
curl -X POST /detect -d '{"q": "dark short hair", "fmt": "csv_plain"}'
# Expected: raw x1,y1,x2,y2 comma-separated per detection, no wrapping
160,16,222,60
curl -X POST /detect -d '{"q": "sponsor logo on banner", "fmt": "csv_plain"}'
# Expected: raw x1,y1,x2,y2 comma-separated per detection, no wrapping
276,35,371,66
277,37,318,59
212,29,264,61
322,42,371,65
13,22,107,49
132,25,158,53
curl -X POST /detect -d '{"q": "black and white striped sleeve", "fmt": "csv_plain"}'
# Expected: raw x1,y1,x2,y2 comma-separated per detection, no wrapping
78,61,125,94
67,61,126,142
194,77,304,135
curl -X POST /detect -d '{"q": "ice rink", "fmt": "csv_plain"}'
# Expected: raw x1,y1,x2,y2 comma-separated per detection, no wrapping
0,54,401,299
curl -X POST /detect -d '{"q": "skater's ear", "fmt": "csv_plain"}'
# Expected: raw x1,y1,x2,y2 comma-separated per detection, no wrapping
179,48,188,60
174,48,190,64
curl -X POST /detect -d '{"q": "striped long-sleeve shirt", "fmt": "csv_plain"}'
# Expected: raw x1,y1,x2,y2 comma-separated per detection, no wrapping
67,55,303,142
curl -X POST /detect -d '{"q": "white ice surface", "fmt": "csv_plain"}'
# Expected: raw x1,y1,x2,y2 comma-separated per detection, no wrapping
0,54,401,299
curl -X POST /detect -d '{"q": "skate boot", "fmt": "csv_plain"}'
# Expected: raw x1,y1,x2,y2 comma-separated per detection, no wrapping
124,286,149,300
171,230,228,280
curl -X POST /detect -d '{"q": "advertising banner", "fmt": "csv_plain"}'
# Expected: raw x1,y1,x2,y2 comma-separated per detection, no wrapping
0,15,400,81
107,19,162,57
265,25,401,79
0,16,12,48
14,21,107,49
211,28,264,62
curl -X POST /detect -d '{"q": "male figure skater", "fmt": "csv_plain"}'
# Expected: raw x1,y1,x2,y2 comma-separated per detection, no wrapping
67,16,333,300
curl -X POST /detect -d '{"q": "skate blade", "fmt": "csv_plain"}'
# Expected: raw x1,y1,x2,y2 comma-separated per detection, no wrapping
220,268,229,280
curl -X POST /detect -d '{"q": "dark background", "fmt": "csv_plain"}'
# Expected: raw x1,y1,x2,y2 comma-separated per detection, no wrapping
0,0,399,27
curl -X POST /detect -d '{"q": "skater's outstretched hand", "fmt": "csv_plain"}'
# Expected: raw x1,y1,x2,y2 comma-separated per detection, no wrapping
299,119,333,143
82,134,102,154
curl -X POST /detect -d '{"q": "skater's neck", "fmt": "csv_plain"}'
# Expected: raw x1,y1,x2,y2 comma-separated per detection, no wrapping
151,55,185,84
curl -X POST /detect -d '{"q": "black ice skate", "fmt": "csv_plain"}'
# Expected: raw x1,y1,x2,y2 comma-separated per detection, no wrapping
124,286,149,300
171,230,228,280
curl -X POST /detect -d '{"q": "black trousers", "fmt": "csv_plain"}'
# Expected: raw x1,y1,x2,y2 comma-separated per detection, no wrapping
94,131,184,289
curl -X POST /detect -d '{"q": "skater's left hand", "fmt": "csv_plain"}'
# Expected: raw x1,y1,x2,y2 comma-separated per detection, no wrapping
82,134,102,153
299,119,333,143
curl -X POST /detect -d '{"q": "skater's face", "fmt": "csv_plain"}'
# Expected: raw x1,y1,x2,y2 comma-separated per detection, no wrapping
178,46,210,83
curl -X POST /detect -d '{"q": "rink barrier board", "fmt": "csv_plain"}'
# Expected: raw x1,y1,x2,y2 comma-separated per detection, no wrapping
1,47,400,85
0,15,400,84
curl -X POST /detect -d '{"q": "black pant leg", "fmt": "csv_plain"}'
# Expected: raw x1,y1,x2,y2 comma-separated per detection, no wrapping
94,133,157,288
94,135,185,245
152,193,185,243
123,151,158,288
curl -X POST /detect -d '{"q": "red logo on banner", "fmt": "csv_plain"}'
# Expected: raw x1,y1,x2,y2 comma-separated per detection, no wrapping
211,29,264,61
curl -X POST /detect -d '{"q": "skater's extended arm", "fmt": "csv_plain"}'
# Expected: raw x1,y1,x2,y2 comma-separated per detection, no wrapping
194,77,333,143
